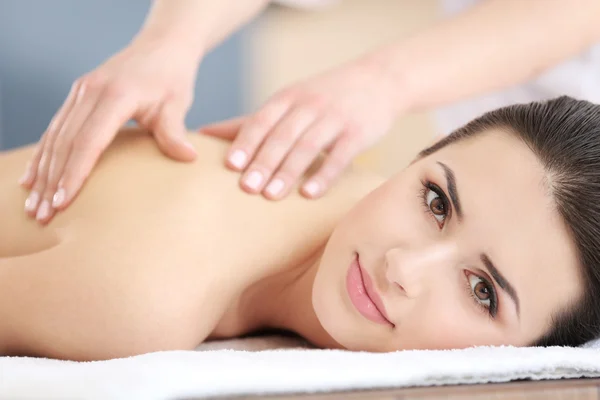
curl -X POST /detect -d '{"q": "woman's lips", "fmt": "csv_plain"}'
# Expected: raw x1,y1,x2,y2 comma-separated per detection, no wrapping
346,255,394,327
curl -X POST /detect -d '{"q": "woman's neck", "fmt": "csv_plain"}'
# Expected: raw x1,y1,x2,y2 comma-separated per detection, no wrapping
236,247,343,349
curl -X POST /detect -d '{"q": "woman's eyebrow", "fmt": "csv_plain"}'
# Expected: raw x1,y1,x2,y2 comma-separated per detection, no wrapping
436,162,463,220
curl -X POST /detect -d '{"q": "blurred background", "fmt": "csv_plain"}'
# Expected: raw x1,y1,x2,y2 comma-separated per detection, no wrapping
0,0,437,177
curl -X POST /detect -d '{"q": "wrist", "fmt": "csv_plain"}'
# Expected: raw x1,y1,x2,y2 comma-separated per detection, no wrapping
360,45,417,116
133,24,206,65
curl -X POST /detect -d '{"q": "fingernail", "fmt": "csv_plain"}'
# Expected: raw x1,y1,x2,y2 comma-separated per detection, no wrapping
303,180,321,197
52,188,66,208
244,171,263,191
265,178,285,197
229,150,248,169
24,191,40,212
36,200,50,220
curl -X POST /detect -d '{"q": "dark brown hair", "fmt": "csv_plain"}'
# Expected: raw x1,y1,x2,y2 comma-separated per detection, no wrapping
420,96,600,347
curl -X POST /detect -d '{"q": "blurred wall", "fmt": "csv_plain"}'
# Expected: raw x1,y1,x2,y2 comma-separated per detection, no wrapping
0,0,247,150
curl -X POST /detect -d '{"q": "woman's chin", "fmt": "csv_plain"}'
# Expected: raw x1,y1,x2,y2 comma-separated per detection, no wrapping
312,289,374,352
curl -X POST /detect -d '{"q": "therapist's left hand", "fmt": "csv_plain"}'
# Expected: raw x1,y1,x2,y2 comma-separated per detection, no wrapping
202,56,400,200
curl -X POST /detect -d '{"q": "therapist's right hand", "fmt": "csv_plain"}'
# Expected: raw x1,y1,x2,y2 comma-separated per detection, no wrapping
19,36,201,224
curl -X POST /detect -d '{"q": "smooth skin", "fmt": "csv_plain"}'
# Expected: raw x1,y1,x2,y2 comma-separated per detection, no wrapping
0,121,581,360
1,126,376,360
19,0,600,225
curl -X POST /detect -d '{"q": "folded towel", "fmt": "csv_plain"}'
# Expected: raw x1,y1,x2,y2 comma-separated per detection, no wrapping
2,335,600,400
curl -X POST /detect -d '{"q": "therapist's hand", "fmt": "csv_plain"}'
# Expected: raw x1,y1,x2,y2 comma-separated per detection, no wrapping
204,57,399,200
19,36,201,224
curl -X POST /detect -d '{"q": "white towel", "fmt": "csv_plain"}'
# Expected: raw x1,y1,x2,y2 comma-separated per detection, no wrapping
2,335,600,400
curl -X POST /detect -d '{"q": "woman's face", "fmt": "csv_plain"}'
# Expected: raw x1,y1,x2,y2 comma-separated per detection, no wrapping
313,129,583,352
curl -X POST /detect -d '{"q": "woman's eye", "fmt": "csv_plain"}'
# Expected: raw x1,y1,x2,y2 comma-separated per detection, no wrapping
466,272,498,319
427,189,446,221
420,180,451,229
426,189,446,223
468,274,492,308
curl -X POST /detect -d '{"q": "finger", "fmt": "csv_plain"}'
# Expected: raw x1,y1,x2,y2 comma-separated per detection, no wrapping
23,81,83,217
198,117,246,140
53,96,137,211
20,81,81,189
226,100,291,171
152,101,197,161
300,134,361,199
24,132,59,218
20,133,48,189
241,108,317,194
41,97,107,219
26,133,61,220
35,93,101,223
262,117,341,200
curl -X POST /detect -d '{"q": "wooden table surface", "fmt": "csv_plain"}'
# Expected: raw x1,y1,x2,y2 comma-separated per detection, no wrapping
207,378,600,400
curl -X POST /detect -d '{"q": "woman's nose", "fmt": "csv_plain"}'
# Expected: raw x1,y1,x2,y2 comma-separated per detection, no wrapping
384,242,458,297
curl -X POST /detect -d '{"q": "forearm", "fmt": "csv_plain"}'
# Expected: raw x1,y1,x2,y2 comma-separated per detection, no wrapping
367,0,600,113
135,0,271,58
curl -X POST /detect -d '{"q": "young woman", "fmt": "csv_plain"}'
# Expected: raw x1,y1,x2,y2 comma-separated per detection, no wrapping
1,96,599,361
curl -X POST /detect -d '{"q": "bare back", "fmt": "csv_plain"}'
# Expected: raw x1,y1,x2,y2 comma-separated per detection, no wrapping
0,128,382,360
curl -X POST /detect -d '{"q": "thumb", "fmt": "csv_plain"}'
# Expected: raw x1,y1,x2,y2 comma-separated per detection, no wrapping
198,116,246,141
153,101,197,161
